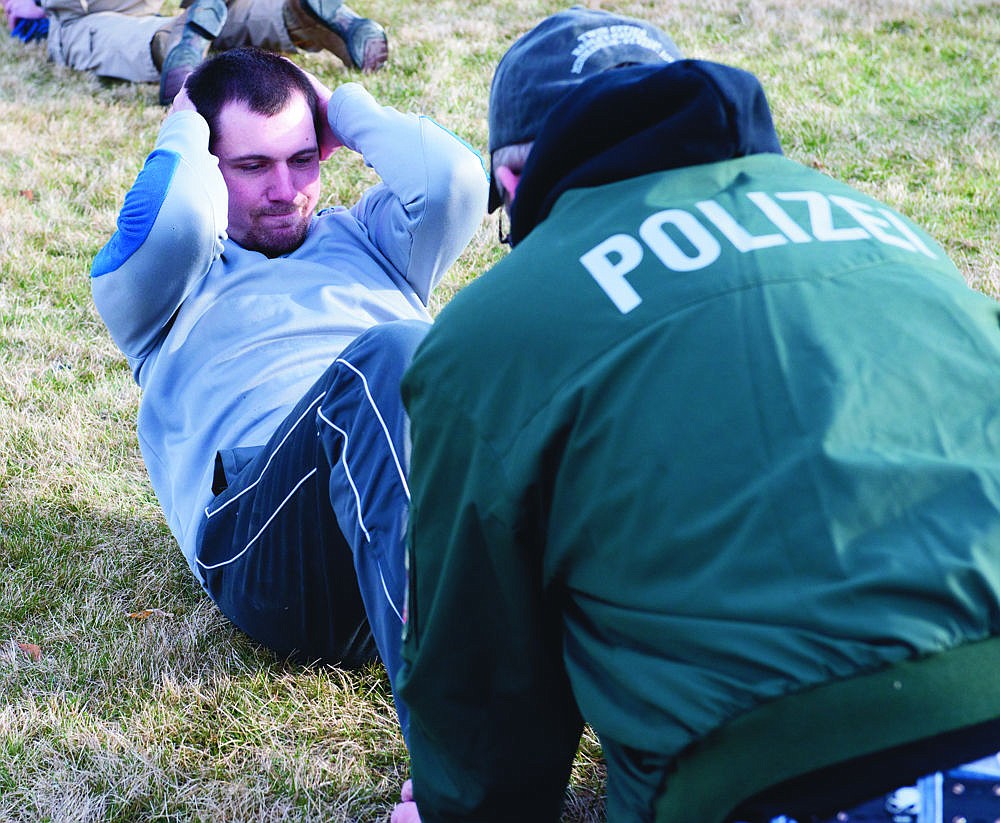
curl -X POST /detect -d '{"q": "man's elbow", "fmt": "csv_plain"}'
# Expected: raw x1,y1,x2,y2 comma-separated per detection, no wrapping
446,154,490,234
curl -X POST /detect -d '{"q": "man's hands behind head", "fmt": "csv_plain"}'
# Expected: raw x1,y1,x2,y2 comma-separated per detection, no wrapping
298,65,343,161
168,85,198,116
165,62,344,163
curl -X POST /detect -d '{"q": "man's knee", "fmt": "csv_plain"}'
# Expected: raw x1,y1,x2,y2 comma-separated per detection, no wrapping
330,320,430,388
351,319,430,364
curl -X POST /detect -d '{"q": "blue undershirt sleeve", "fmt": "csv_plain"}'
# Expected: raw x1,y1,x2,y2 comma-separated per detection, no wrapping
91,150,180,278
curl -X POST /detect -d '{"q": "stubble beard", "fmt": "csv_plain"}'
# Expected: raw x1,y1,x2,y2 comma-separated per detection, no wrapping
243,207,314,258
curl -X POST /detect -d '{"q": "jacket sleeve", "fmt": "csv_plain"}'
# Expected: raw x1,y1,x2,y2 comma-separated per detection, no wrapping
90,110,228,379
326,83,488,306
398,391,584,822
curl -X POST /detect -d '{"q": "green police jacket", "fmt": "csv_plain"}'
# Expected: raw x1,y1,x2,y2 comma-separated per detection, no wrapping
399,150,1000,822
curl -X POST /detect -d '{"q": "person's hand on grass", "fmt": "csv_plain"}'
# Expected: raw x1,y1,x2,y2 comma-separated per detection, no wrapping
3,0,45,32
390,778,421,823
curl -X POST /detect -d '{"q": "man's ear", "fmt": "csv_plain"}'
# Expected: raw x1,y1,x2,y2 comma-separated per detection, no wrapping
494,164,521,206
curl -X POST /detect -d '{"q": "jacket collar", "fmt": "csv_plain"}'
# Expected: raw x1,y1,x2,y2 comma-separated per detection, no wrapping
508,60,783,246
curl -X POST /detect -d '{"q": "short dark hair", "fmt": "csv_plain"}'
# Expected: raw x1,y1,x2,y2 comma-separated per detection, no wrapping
185,47,322,151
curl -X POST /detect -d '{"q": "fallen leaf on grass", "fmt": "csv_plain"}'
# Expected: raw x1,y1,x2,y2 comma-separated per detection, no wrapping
17,643,41,661
19,189,35,202
127,608,175,620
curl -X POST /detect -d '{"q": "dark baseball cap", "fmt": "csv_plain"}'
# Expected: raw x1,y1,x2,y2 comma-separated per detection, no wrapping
487,6,683,211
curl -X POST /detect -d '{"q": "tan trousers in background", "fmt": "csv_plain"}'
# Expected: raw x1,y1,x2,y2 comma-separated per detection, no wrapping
47,0,294,83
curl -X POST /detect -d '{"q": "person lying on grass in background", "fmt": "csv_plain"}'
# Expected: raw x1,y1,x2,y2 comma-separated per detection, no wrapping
1,0,388,105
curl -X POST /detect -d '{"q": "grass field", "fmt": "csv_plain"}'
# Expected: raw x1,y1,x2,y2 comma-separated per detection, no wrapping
1,0,998,819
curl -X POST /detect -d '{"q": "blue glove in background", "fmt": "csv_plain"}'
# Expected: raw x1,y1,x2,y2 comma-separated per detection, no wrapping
12,17,49,42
